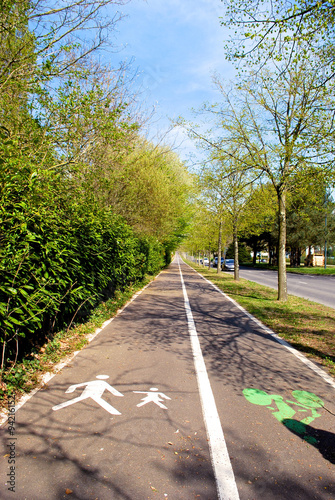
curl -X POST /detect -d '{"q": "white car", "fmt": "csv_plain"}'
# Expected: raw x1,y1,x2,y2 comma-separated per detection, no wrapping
203,257,209,265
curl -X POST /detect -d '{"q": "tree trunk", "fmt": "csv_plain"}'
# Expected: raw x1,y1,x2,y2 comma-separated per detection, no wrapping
233,219,239,281
290,247,301,267
277,189,287,301
217,219,222,274
305,246,313,267
252,241,257,266
269,242,275,266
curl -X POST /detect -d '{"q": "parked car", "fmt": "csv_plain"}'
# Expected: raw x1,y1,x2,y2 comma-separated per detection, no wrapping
198,257,209,264
223,259,235,270
214,257,224,267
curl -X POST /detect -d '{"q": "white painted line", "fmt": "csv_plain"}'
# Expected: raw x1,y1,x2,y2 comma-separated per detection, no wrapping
183,260,335,392
178,259,240,500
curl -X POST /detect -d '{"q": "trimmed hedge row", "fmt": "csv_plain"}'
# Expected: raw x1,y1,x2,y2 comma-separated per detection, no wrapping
0,183,166,368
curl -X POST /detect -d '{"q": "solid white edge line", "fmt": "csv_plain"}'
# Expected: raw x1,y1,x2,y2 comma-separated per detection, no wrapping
182,259,335,392
178,258,240,500
0,274,162,425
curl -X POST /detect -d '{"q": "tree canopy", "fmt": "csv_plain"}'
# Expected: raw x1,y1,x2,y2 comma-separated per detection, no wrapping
0,0,193,378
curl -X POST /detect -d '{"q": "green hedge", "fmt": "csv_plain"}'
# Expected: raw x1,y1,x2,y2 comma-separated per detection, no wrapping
0,178,166,367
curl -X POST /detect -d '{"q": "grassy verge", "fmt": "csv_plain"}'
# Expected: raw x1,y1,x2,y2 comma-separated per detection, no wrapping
0,276,153,412
286,266,335,275
247,263,335,275
188,261,335,378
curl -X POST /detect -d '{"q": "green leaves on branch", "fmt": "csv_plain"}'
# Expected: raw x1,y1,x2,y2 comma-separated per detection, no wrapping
0,0,194,376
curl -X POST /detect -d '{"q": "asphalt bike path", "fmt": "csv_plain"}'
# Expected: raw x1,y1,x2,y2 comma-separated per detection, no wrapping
1,256,334,499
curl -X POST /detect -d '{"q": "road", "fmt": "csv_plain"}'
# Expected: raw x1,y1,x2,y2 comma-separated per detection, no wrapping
1,256,335,499
238,267,335,309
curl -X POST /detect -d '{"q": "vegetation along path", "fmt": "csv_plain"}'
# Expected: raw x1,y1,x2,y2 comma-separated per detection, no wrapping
1,256,334,499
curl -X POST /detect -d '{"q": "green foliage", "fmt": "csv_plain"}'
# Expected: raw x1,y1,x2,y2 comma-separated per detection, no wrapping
0,0,194,382
225,242,251,262
208,0,335,298
222,0,335,73
0,120,184,374
286,183,335,249
0,125,187,374
138,236,165,275
90,139,193,244
0,275,153,399
0,181,166,370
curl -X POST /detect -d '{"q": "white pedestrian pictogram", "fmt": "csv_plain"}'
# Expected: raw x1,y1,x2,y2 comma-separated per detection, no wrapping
52,375,124,415
133,387,171,409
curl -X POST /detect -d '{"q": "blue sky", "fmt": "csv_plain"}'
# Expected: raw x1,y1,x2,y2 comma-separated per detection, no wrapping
107,0,235,162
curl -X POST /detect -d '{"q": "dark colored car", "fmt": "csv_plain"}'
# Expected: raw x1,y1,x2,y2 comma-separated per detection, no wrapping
214,257,224,267
223,259,235,270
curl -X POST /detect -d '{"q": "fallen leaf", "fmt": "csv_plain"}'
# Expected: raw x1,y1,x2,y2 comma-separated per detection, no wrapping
65,489,73,494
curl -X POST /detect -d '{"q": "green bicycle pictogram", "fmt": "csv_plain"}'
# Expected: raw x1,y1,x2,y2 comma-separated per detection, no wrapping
243,388,324,444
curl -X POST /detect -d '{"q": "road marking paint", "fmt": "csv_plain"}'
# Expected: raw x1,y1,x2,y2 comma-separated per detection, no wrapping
134,388,171,409
52,375,124,415
184,260,335,391
243,388,323,445
178,259,240,500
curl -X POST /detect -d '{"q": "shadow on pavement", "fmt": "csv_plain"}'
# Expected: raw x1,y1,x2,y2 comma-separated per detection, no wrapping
282,419,335,464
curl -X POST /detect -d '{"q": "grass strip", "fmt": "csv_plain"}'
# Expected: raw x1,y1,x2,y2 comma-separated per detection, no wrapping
286,266,335,275
248,263,335,275
188,262,335,378
0,276,153,411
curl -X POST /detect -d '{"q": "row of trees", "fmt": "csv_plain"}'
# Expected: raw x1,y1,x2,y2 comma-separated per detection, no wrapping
180,0,335,300
184,162,335,263
0,1,192,372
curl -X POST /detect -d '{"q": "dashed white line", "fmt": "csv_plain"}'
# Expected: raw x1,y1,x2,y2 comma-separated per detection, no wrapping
178,259,240,500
